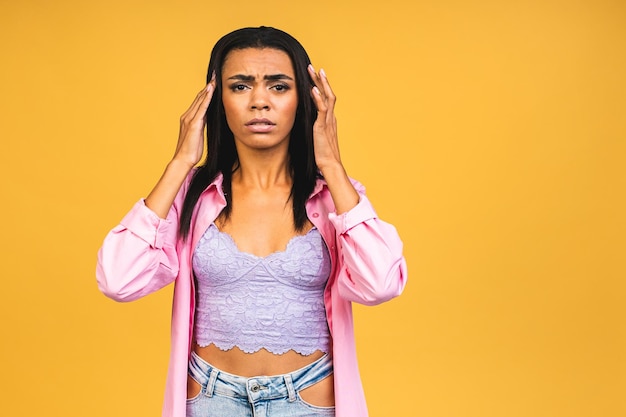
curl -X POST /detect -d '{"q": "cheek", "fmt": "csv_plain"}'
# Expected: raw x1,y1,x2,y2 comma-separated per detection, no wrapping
222,95,232,113
284,94,299,121
222,97,239,125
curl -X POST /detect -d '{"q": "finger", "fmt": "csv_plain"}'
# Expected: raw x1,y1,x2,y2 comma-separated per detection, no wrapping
307,64,325,98
308,65,329,112
311,85,328,116
196,76,217,115
183,83,214,122
190,83,213,106
195,83,214,120
318,68,336,112
181,88,208,120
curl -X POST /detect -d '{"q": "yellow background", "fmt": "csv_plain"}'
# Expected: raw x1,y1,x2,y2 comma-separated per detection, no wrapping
1,1,624,416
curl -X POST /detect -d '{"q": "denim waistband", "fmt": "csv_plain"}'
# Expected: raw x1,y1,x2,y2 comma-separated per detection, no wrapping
188,351,333,403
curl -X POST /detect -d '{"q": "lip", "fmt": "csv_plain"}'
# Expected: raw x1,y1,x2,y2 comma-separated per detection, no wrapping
245,118,276,133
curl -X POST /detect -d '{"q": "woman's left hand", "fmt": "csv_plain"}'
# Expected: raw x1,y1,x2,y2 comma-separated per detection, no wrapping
308,64,359,213
308,65,343,172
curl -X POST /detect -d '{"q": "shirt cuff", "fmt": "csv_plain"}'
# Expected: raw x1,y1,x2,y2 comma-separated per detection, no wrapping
119,199,172,249
328,194,378,234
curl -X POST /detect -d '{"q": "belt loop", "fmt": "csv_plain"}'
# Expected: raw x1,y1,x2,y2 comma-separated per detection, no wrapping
204,368,219,397
284,374,296,402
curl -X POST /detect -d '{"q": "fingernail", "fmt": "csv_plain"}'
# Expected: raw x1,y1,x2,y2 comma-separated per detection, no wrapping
320,68,326,78
308,64,315,73
313,86,321,95
211,71,216,80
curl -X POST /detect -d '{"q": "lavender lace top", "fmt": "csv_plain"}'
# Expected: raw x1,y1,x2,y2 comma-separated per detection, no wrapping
191,223,332,355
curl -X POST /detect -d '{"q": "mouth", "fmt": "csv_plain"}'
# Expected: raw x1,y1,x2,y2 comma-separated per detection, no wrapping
245,118,276,126
245,118,276,133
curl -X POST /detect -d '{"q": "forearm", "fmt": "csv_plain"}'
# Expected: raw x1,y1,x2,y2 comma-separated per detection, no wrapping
145,158,195,219
319,163,359,214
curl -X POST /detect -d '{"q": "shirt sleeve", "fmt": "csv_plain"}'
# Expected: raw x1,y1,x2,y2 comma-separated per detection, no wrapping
96,177,190,302
328,185,408,306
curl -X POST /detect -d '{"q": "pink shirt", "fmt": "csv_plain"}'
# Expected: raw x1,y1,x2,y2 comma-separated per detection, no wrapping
96,173,407,417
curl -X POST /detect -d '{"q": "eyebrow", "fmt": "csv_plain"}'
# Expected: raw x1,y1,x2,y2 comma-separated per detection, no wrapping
227,74,294,81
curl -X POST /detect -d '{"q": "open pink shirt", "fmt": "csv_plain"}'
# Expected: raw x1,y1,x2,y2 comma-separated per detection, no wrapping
96,173,407,417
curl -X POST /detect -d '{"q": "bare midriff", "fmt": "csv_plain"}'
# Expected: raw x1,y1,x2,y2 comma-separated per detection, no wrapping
190,343,335,407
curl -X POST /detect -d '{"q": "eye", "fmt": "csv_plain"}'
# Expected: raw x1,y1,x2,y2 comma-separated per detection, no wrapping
229,83,249,92
271,83,290,92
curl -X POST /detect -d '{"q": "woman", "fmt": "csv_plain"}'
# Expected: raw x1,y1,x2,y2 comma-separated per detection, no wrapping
97,26,407,417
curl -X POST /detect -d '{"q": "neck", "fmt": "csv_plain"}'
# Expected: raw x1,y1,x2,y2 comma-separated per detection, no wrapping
232,146,292,190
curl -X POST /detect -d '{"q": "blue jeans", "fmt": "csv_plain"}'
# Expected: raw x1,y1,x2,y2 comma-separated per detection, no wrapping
186,351,336,417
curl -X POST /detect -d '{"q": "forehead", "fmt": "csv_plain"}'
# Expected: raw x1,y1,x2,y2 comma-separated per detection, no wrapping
222,48,295,76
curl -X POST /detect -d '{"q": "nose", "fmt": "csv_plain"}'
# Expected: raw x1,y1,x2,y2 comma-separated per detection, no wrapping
250,87,270,110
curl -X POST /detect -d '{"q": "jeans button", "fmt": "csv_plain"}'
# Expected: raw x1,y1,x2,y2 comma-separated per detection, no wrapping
251,384,260,392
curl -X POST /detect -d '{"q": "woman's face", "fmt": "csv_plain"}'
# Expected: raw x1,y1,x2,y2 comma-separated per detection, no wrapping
221,47,298,153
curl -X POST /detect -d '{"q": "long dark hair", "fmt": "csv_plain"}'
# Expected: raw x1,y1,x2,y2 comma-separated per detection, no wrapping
178,26,319,240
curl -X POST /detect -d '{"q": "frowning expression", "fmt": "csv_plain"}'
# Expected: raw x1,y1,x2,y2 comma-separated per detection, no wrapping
221,48,298,153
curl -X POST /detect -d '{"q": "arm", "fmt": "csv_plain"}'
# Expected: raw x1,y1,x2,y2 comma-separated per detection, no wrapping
96,80,216,302
307,65,359,214
308,65,407,305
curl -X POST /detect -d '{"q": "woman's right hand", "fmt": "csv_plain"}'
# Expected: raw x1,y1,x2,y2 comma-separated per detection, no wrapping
144,75,217,219
173,73,217,167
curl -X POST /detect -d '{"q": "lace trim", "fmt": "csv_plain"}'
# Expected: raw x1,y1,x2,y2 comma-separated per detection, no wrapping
195,341,326,356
